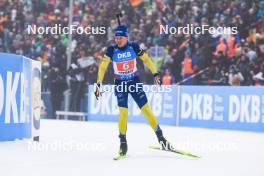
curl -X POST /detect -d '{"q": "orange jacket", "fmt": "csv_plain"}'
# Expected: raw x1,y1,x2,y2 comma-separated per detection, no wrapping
216,37,227,54
182,57,193,74
162,74,172,85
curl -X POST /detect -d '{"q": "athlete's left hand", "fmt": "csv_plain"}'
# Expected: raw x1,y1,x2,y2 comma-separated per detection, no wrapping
154,72,162,86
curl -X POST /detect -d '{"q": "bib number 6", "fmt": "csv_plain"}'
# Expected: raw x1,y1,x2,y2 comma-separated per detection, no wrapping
122,62,130,71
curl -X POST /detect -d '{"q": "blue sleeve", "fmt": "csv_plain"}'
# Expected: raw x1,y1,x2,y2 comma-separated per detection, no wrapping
130,42,144,56
105,46,114,59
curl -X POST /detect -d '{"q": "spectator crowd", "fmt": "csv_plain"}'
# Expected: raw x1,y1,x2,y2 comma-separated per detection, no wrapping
0,0,263,114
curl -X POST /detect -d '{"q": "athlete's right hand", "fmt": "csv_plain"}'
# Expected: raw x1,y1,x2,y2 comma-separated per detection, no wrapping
94,83,102,100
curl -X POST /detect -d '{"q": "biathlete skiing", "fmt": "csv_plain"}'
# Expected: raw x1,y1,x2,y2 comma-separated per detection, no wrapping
94,13,172,159
94,14,199,160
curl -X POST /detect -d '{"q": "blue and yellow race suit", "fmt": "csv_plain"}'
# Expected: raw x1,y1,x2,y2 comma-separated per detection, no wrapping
97,41,160,135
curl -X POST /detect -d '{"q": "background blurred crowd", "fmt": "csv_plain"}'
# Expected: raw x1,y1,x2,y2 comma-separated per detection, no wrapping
0,0,263,114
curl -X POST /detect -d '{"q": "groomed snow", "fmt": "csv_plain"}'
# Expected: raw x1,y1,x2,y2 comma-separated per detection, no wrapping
0,119,264,176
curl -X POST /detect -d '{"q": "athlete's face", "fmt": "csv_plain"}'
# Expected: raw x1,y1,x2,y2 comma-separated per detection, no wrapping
115,36,128,48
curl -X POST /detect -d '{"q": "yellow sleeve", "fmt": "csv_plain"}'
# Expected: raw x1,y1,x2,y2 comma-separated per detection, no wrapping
97,55,111,84
139,53,158,74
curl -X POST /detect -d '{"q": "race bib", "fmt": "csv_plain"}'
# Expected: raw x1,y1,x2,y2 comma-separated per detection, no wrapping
114,59,137,74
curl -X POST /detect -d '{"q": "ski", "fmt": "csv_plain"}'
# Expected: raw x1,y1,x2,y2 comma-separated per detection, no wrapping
149,145,201,159
113,154,127,161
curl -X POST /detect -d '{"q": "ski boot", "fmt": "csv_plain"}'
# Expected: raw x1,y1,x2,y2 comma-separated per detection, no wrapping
118,134,127,156
155,127,173,151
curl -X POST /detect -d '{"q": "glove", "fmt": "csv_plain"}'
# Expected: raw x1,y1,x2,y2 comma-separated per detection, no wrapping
153,72,162,86
94,83,102,100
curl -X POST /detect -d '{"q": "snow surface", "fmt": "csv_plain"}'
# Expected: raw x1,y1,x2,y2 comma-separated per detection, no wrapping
0,119,264,176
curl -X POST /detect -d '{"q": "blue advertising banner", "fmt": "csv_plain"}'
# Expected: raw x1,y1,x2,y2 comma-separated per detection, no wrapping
0,53,32,141
178,86,264,132
88,85,177,125
87,83,264,132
